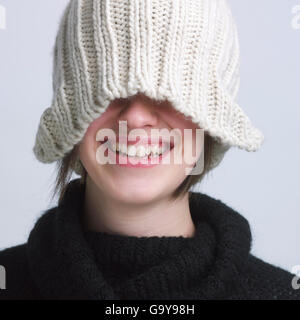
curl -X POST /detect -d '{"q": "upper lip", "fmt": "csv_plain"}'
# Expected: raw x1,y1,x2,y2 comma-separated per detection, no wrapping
98,135,174,148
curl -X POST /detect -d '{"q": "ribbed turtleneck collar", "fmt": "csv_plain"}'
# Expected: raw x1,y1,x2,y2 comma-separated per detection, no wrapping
27,178,252,300
83,219,217,298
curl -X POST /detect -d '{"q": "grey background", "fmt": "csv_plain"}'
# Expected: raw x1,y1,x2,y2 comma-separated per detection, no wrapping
0,0,299,273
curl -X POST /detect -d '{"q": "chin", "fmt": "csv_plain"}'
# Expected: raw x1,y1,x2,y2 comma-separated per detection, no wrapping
112,183,163,204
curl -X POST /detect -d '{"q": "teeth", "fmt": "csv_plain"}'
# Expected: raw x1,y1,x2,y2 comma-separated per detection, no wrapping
120,143,127,154
145,146,151,156
111,142,117,152
127,145,136,157
151,145,159,155
111,142,170,158
136,145,146,157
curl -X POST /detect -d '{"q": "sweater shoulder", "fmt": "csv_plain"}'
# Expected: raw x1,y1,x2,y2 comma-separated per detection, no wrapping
0,243,27,264
239,254,300,300
0,243,41,300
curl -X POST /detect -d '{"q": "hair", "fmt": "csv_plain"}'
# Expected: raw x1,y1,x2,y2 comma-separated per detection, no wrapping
50,132,215,206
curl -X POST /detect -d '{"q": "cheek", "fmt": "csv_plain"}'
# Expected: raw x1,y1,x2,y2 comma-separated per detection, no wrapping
85,110,114,136
174,125,202,167
78,135,94,168
79,110,116,163
183,129,204,167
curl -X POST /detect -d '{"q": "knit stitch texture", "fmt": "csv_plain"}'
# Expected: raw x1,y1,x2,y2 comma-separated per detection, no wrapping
32,0,264,175
0,178,299,300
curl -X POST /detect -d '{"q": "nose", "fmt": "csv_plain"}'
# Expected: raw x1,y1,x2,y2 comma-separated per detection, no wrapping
117,96,159,130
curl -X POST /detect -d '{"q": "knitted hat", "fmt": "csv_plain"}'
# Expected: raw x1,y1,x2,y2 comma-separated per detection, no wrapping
33,0,264,176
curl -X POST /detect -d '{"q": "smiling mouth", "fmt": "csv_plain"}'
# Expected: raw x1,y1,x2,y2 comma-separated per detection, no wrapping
99,136,175,159
114,145,173,161
103,140,173,159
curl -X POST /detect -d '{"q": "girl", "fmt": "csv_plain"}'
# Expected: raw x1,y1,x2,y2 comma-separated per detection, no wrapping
1,0,299,300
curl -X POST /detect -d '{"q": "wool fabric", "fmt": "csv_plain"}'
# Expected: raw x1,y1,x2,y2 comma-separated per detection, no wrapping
32,0,264,175
0,178,299,300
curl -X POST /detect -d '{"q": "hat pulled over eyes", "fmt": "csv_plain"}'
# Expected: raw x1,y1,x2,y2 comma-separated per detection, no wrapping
33,0,264,176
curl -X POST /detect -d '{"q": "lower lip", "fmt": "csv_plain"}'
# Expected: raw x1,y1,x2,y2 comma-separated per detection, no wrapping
106,145,173,168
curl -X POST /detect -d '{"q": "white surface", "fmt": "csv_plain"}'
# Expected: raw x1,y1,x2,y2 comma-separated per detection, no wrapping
0,0,299,273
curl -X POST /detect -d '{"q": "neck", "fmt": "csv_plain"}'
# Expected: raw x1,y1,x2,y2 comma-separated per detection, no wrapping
82,175,196,238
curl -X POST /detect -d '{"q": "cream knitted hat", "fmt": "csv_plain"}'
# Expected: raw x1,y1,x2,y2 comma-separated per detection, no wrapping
33,0,264,176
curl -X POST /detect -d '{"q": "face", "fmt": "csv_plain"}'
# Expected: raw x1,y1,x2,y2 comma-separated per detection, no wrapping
78,93,203,204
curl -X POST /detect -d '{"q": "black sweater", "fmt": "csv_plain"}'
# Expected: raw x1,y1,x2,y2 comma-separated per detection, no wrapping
0,178,299,300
